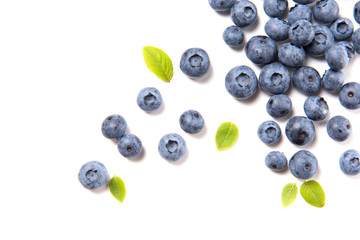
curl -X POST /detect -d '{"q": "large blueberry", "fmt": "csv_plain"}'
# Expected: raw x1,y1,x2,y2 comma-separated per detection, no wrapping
325,43,350,71
289,150,318,180
179,110,205,134
118,134,143,158
263,0,288,18
303,96,329,121
285,116,315,146
304,25,335,57
265,18,290,41
259,62,291,95
313,0,339,24
288,4,312,25
101,114,127,140
223,25,245,47
292,66,321,95
78,161,109,190
321,69,344,93
266,94,292,118
137,87,162,112
355,1,360,24
340,150,360,176
257,120,281,145
330,18,354,41
339,82,360,110
208,0,235,11
225,65,258,99
278,43,306,68
327,116,352,142
265,151,288,171
289,20,315,47
230,0,257,27
158,133,186,161
352,29,360,54
245,36,277,65
180,48,210,78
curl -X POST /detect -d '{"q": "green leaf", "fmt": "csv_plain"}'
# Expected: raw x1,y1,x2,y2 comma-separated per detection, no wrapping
281,183,298,207
300,180,325,208
215,122,239,151
109,175,126,203
143,46,173,82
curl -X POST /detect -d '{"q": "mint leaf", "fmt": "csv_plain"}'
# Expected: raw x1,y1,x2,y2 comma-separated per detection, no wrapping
143,46,173,82
282,183,298,207
109,175,126,203
300,180,325,208
215,122,239,151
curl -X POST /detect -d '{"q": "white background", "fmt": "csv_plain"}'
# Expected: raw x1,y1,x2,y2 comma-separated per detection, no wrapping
1,0,360,239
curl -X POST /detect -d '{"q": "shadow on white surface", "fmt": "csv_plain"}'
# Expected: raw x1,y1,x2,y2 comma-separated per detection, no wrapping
168,148,189,166
189,64,214,84
188,124,208,139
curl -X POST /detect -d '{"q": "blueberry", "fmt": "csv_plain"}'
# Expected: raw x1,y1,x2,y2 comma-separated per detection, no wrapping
313,0,339,24
325,43,351,71
208,0,235,11
289,20,315,47
259,62,291,95
265,18,290,41
180,48,210,78
118,134,142,158
293,0,315,4
78,161,109,190
321,69,344,93
327,116,352,142
354,1,360,24
225,65,258,99
101,114,127,140
223,25,245,47
245,36,277,65
304,96,329,121
179,110,205,134
158,133,186,161
339,82,360,110
257,120,281,145
330,18,354,41
304,25,335,57
289,150,318,180
265,151,288,171
340,150,360,176
288,4,312,25
266,94,292,118
285,116,315,146
230,0,257,27
263,0,288,18
292,66,321,95
137,87,162,112
353,29,360,54
278,43,306,68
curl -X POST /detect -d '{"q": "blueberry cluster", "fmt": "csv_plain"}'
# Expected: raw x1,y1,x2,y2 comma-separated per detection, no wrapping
209,0,360,178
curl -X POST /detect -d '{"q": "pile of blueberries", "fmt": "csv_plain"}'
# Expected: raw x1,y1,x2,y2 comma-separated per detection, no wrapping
208,0,360,179
78,0,360,191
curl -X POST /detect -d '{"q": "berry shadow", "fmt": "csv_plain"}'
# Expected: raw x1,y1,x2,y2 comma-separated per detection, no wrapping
91,181,109,194
128,146,146,162
167,149,189,166
188,124,208,139
189,64,214,84
242,17,260,33
215,10,231,17
145,100,165,116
